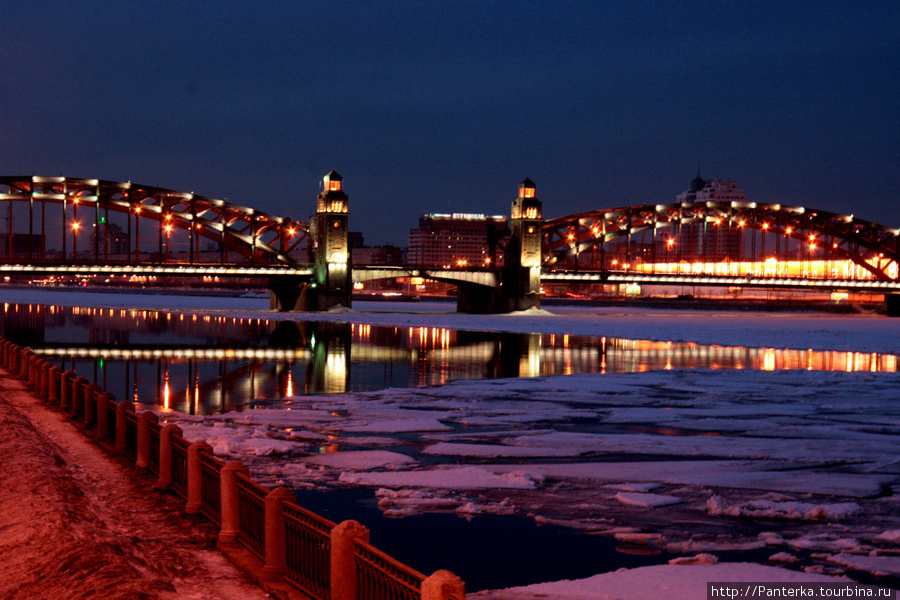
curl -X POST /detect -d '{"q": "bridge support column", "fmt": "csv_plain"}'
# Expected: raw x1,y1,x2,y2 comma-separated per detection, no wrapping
886,293,900,317
499,179,543,312
456,283,503,314
309,171,351,311
273,170,352,312
268,276,312,311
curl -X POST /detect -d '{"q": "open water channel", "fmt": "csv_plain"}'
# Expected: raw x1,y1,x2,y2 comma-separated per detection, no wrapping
3,301,896,416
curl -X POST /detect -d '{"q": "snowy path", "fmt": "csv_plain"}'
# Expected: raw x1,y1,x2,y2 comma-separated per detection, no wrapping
0,373,269,600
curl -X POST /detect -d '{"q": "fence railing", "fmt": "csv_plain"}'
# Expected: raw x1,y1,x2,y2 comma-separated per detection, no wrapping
355,539,424,600
0,336,466,600
236,472,267,561
169,433,190,499
199,451,224,525
283,501,335,599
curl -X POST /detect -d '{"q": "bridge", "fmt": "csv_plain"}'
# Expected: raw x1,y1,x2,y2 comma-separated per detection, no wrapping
2,174,899,314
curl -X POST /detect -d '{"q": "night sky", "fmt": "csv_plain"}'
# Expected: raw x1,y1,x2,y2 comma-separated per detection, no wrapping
3,1,898,245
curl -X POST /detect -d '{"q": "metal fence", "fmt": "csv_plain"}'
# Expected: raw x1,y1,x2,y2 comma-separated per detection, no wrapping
283,501,335,600
355,539,424,600
236,472,267,561
199,452,223,525
2,337,467,600
106,399,117,441
147,419,161,476
169,433,189,499
123,409,139,462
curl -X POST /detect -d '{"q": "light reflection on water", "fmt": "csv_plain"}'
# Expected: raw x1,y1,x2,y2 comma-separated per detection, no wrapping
1,302,897,415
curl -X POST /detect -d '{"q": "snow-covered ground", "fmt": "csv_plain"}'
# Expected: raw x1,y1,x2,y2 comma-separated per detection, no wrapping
4,288,900,595
0,362,270,600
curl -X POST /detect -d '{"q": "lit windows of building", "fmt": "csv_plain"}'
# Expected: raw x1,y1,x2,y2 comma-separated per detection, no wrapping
408,213,510,268
670,173,745,261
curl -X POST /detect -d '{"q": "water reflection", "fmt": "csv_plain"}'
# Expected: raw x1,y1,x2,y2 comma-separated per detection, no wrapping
1,302,897,415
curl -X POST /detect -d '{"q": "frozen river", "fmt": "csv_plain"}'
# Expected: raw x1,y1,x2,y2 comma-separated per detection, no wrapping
3,287,900,591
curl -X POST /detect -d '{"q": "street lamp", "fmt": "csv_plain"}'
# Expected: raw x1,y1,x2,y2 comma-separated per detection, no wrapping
666,237,675,271
72,221,80,260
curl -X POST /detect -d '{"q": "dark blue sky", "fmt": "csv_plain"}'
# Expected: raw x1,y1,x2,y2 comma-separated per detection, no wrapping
3,1,898,244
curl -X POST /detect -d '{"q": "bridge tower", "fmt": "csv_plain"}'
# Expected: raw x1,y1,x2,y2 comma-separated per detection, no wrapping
501,178,543,311
269,170,351,311
309,170,351,310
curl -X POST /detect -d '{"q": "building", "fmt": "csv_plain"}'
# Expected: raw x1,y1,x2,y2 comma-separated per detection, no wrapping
91,221,130,256
0,233,43,259
408,213,510,268
351,244,406,267
668,174,744,261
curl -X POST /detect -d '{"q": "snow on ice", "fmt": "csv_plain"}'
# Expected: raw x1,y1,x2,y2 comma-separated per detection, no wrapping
159,366,900,585
467,562,852,600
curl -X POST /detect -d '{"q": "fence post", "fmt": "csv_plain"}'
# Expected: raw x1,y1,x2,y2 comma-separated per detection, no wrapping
70,376,88,421
262,487,296,583
421,570,466,600
12,347,27,378
95,392,115,444
8,346,20,376
83,383,103,430
59,370,75,411
185,440,213,514
48,365,62,405
4,342,12,373
24,353,31,386
156,424,182,490
27,354,40,389
39,362,52,398
330,520,370,600
218,460,250,545
31,355,44,390
3,341,13,371
136,411,159,470
114,400,134,455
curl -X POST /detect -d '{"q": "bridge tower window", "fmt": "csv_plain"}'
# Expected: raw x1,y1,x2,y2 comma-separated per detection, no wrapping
324,170,342,192
519,178,536,199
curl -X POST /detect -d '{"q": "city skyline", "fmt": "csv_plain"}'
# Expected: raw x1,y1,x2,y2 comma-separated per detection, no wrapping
2,1,897,246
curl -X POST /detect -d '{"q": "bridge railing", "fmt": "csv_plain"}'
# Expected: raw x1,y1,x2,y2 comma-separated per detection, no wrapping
0,336,466,600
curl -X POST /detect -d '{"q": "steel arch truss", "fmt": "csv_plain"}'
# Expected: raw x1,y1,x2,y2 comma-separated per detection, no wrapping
543,201,900,281
0,175,308,265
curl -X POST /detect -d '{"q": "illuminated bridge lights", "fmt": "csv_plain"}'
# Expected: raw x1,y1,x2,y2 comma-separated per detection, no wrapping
0,175,309,267
542,201,900,284
35,346,312,361
0,264,314,278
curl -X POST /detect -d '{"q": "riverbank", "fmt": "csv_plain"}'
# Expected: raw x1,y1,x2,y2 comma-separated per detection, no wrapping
0,371,269,600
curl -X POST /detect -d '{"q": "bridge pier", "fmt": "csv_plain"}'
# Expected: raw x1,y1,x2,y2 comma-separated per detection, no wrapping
456,283,503,314
454,179,543,314
268,276,313,311
270,171,352,312
307,171,351,311
499,179,543,312
886,293,900,317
